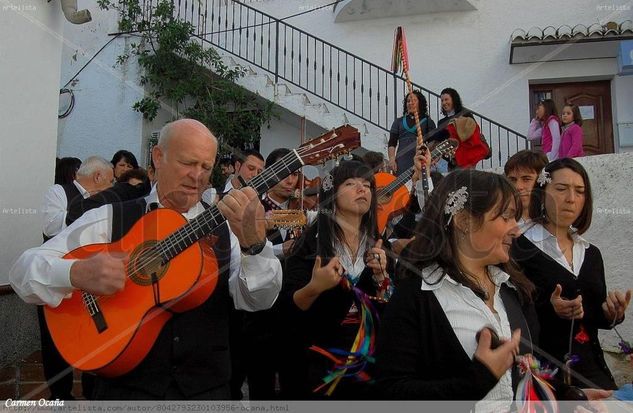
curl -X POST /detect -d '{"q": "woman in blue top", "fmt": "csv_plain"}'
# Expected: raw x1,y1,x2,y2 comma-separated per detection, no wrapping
388,91,436,176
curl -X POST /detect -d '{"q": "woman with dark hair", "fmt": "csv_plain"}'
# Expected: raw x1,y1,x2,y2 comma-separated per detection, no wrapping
512,158,631,390
528,99,561,161
375,169,533,405
281,160,393,399
432,88,475,171
110,150,139,180
54,157,82,185
388,90,436,176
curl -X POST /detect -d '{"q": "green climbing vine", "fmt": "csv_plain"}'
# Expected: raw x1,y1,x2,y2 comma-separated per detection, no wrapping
98,0,275,184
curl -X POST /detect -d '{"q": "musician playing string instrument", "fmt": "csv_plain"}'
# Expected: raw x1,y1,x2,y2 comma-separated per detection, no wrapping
261,148,302,258
9,119,282,400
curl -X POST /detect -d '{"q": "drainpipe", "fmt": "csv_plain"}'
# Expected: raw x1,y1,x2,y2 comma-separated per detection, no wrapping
59,0,92,24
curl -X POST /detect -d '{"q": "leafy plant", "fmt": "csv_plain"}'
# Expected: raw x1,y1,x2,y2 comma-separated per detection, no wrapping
99,0,275,185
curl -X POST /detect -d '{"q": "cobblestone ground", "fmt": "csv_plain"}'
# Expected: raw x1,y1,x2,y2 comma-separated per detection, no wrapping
606,351,633,387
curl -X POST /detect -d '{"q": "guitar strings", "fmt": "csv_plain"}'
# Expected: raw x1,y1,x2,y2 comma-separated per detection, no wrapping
88,138,348,309
90,145,316,306
82,138,348,309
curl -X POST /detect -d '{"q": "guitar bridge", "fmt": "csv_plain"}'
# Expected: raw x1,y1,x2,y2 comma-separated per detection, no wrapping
82,292,108,333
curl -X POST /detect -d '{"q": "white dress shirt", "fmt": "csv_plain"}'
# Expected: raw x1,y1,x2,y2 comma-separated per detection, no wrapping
41,181,90,238
263,195,290,258
522,223,590,277
223,178,237,194
201,187,218,206
10,185,282,311
420,263,515,406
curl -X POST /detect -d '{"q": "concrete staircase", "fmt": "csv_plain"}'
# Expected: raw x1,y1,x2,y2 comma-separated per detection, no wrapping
220,54,387,153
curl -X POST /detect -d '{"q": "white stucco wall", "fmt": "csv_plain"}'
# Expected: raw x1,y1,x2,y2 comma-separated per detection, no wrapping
260,107,327,159
57,6,144,162
0,0,65,285
241,0,633,151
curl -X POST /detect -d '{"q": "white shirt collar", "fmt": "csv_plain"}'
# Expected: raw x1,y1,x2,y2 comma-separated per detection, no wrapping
420,263,511,291
73,180,91,199
523,223,590,276
523,222,590,249
264,193,289,209
145,184,206,220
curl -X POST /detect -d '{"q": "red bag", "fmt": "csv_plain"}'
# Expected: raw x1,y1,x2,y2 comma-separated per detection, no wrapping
447,118,489,168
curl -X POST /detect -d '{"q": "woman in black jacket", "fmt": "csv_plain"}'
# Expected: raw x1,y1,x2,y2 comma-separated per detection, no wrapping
280,160,393,400
375,170,531,405
511,158,631,390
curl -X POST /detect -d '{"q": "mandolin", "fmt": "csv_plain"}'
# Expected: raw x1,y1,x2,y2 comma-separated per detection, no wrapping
375,139,457,234
44,125,360,377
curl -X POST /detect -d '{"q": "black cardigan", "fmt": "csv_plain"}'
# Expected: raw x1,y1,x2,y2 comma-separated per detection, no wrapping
511,235,618,390
374,274,539,400
280,225,392,398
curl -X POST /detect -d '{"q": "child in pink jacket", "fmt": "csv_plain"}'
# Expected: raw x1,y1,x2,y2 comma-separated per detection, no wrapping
559,104,585,158
528,99,561,161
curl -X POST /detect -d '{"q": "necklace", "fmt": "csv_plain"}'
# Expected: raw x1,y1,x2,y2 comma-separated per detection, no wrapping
463,267,494,301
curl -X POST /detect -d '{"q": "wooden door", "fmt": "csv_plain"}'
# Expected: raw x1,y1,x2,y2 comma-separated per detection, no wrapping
529,81,614,155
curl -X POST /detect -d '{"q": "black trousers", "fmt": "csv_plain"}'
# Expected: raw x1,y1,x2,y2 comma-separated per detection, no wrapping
36,306,74,400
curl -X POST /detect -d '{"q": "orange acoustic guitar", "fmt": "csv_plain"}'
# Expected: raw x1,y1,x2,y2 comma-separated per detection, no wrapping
44,125,360,377
376,139,458,234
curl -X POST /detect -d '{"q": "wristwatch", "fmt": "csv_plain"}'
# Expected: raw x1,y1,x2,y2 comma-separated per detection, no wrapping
240,239,267,256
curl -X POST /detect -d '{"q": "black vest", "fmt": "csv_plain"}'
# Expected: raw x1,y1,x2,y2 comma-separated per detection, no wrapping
95,198,233,398
42,183,82,243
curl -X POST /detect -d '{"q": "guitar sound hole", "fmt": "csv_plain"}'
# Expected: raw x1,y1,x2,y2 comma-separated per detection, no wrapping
128,241,169,286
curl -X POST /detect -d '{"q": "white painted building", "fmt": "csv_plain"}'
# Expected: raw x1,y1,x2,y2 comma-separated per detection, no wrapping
57,5,146,163
0,0,64,286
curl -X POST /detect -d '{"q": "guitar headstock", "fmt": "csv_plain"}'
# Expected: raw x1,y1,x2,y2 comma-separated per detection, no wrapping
266,210,307,229
297,125,361,166
431,139,459,160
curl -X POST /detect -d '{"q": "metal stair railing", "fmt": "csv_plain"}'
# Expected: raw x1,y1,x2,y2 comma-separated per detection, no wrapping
134,0,529,168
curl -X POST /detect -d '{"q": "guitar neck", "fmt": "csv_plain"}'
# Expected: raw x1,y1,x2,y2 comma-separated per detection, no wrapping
379,146,444,196
158,151,304,262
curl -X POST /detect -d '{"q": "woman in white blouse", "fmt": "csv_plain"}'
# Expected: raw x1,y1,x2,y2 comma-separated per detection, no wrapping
374,168,612,405
512,158,631,390
375,169,530,405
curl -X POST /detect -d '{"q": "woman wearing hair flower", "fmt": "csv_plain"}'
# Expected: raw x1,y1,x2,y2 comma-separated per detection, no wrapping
512,158,631,390
373,169,612,405
374,170,528,403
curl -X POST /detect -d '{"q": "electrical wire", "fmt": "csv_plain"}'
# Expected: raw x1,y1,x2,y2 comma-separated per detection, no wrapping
58,33,122,119
58,88,75,119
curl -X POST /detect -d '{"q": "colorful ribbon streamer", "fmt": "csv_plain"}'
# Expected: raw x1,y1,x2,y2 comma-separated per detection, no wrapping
516,354,559,413
310,276,380,396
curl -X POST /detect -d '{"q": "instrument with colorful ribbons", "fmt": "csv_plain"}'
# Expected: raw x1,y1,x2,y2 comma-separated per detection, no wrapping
391,26,429,201
515,354,559,413
309,275,381,396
